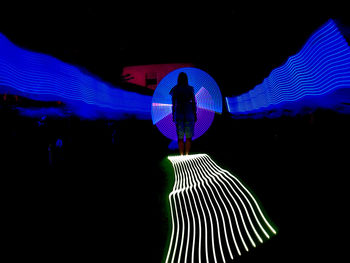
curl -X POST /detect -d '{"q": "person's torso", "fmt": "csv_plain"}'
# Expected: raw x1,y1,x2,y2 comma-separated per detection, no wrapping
172,85,194,106
172,85,195,121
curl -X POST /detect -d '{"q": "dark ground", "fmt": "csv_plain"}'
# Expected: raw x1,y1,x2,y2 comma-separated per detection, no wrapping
1,106,349,262
1,2,350,262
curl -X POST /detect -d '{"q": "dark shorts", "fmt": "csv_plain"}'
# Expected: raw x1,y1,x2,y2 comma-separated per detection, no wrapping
176,120,195,140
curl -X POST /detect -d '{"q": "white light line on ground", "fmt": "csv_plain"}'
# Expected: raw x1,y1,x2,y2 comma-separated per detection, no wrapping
165,154,277,262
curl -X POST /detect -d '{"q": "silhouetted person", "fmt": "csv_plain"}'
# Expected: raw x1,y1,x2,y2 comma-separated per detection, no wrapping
170,72,197,155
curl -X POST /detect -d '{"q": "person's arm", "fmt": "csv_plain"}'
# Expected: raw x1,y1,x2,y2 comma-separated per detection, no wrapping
192,90,197,122
172,95,176,122
170,88,175,122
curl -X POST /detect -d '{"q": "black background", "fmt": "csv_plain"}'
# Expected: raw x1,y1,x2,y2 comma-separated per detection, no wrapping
1,2,350,262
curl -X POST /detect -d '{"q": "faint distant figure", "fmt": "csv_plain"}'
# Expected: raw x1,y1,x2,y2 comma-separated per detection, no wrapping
169,72,197,155
48,138,64,167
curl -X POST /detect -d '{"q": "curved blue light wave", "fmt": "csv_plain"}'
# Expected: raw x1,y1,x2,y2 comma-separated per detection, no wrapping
152,67,222,140
226,19,350,117
0,33,152,119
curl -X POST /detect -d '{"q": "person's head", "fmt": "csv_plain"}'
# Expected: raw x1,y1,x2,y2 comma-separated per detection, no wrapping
177,72,188,86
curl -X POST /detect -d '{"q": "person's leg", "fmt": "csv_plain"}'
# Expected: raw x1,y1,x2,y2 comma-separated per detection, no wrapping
185,138,191,155
184,121,195,155
178,139,184,155
176,121,185,156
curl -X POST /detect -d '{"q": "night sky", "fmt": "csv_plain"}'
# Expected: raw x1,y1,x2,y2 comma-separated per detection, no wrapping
1,2,348,97
2,3,350,262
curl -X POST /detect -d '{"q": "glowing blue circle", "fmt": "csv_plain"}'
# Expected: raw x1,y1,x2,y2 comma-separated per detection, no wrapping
152,67,222,140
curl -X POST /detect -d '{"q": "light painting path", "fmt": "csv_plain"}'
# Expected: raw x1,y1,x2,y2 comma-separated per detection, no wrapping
225,19,350,117
151,67,223,141
165,154,277,263
152,87,216,140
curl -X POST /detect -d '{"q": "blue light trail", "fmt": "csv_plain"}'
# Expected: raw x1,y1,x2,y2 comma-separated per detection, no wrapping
226,19,350,117
0,33,152,120
152,67,222,140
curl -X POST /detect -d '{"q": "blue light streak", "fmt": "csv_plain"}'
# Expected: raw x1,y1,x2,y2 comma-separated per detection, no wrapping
226,19,350,117
152,67,222,140
0,33,152,119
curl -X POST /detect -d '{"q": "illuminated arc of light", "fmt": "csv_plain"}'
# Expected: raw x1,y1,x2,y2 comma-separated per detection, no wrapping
195,87,216,112
152,103,214,125
152,87,215,125
184,154,209,263
0,33,152,119
201,155,276,236
151,67,222,140
191,155,235,259
167,156,210,263
188,155,222,263
165,154,277,263
152,103,173,107
195,155,253,251
152,87,210,107
193,154,257,254
168,156,216,262
226,19,350,116
179,157,196,262
200,154,266,243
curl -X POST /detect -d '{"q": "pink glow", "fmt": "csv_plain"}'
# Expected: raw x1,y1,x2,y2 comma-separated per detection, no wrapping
121,63,194,90
152,103,172,107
